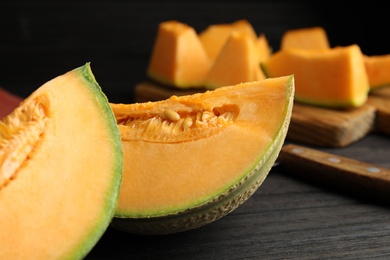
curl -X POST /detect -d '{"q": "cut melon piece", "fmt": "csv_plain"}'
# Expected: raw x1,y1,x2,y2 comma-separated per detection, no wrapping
364,54,390,90
110,75,294,234
203,31,265,89
280,26,330,50
199,19,258,61
261,44,369,108
0,63,122,259
256,33,272,62
147,20,211,88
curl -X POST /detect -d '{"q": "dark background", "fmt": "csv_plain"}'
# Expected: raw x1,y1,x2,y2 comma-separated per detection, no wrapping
0,1,388,103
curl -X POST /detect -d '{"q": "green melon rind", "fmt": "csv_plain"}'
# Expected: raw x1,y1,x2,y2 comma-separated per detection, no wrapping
67,63,123,259
111,76,294,235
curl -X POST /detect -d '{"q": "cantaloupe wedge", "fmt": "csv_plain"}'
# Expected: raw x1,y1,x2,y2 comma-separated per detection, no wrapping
110,75,294,235
256,33,272,62
0,63,122,259
280,26,330,50
261,44,369,108
199,19,258,61
146,20,271,90
364,54,390,90
147,20,211,88
203,31,265,89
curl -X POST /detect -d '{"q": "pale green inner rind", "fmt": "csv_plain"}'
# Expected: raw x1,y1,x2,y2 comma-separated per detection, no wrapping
294,92,367,108
68,63,123,259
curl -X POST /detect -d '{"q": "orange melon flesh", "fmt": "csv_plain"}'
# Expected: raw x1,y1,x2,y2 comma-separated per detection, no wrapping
0,64,122,259
262,44,369,108
364,54,390,89
280,26,330,50
203,31,265,89
111,75,294,218
256,33,272,62
199,19,258,61
147,20,211,88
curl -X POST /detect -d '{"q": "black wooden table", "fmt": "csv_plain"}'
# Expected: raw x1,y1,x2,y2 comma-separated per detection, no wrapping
2,2,390,259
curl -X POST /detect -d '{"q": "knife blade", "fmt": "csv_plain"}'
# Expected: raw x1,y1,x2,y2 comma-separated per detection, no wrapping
277,143,390,203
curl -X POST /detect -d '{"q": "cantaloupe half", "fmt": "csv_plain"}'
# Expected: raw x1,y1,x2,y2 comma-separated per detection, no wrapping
280,26,330,50
203,31,265,89
261,44,369,108
147,20,211,88
0,63,122,259
364,54,390,90
110,75,294,235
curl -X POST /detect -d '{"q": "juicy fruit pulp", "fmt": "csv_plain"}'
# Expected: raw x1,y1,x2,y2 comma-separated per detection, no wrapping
280,26,330,50
199,19,258,61
111,75,294,235
364,54,390,89
203,31,265,89
147,19,271,90
0,63,122,259
262,44,369,108
147,20,211,88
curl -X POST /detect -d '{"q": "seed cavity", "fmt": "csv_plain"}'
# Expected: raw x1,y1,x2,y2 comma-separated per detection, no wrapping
118,104,239,143
0,96,48,188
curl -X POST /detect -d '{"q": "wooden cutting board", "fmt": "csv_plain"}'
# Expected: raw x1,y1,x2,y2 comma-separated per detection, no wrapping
366,87,390,135
134,81,380,148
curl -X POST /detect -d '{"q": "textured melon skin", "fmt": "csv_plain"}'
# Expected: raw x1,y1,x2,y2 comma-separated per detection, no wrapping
0,63,123,259
111,76,294,235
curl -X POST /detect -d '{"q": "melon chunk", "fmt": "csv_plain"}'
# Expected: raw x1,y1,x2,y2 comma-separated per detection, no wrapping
0,63,122,259
280,26,330,50
147,20,211,88
199,19,258,61
364,54,390,90
256,33,272,62
261,44,369,108
203,31,265,89
110,75,294,235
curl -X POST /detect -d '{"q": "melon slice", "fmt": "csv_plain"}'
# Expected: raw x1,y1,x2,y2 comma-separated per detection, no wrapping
203,31,265,89
256,33,272,62
280,26,330,50
110,75,294,234
147,20,211,88
261,44,369,108
364,54,390,90
199,19,258,61
0,63,122,259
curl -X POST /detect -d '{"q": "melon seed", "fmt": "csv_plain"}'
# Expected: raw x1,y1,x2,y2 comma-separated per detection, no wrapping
164,109,180,121
183,117,193,130
201,111,214,121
